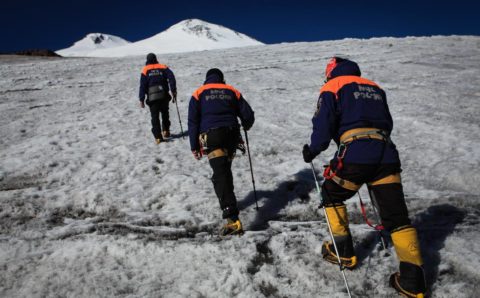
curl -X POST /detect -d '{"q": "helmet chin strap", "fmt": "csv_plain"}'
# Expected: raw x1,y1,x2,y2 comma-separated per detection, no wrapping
325,57,338,81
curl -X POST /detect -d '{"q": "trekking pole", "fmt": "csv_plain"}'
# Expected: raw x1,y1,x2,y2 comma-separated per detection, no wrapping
173,96,185,139
364,189,388,250
244,129,259,210
310,162,352,298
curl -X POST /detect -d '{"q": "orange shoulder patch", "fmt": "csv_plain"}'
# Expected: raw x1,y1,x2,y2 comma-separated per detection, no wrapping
142,63,168,75
192,83,241,100
320,76,380,97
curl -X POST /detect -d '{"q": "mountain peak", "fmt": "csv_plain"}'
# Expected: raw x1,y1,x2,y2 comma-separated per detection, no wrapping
167,19,253,42
172,18,215,29
85,33,119,45
57,33,130,56
57,19,263,57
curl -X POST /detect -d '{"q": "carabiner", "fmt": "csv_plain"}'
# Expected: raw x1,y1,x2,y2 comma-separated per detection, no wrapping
337,143,347,159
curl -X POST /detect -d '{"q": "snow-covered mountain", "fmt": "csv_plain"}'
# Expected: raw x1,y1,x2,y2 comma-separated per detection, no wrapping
57,19,264,57
56,33,130,57
2,36,480,297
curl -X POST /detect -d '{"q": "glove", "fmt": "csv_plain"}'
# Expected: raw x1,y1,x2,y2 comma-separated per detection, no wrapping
237,140,246,155
192,150,202,160
171,91,177,103
139,101,145,109
302,144,315,163
242,121,252,131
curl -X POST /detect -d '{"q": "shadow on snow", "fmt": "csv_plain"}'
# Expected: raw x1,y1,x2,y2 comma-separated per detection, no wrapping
169,130,189,140
413,204,466,289
354,203,466,292
238,168,320,231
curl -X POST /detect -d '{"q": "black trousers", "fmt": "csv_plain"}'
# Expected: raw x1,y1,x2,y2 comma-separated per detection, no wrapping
321,163,411,232
147,99,170,139
205,127,240,219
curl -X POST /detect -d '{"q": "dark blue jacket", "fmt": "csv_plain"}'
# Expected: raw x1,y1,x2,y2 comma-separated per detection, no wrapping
139,63,176,102
310,60,400,164
188,75,255,151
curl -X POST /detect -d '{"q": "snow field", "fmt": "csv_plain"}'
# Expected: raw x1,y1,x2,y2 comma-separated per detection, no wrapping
1,36,480,297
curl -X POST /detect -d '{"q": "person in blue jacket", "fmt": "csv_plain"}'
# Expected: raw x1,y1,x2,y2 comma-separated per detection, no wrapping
139,53,177,143
188,68,254,236
303,57,426,297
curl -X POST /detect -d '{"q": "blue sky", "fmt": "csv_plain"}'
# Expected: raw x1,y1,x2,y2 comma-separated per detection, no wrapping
1,0,479,52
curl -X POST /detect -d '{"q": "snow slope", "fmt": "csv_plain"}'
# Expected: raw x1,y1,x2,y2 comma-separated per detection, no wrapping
57,19,264,58
57,33,130,57
1,36,480,297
